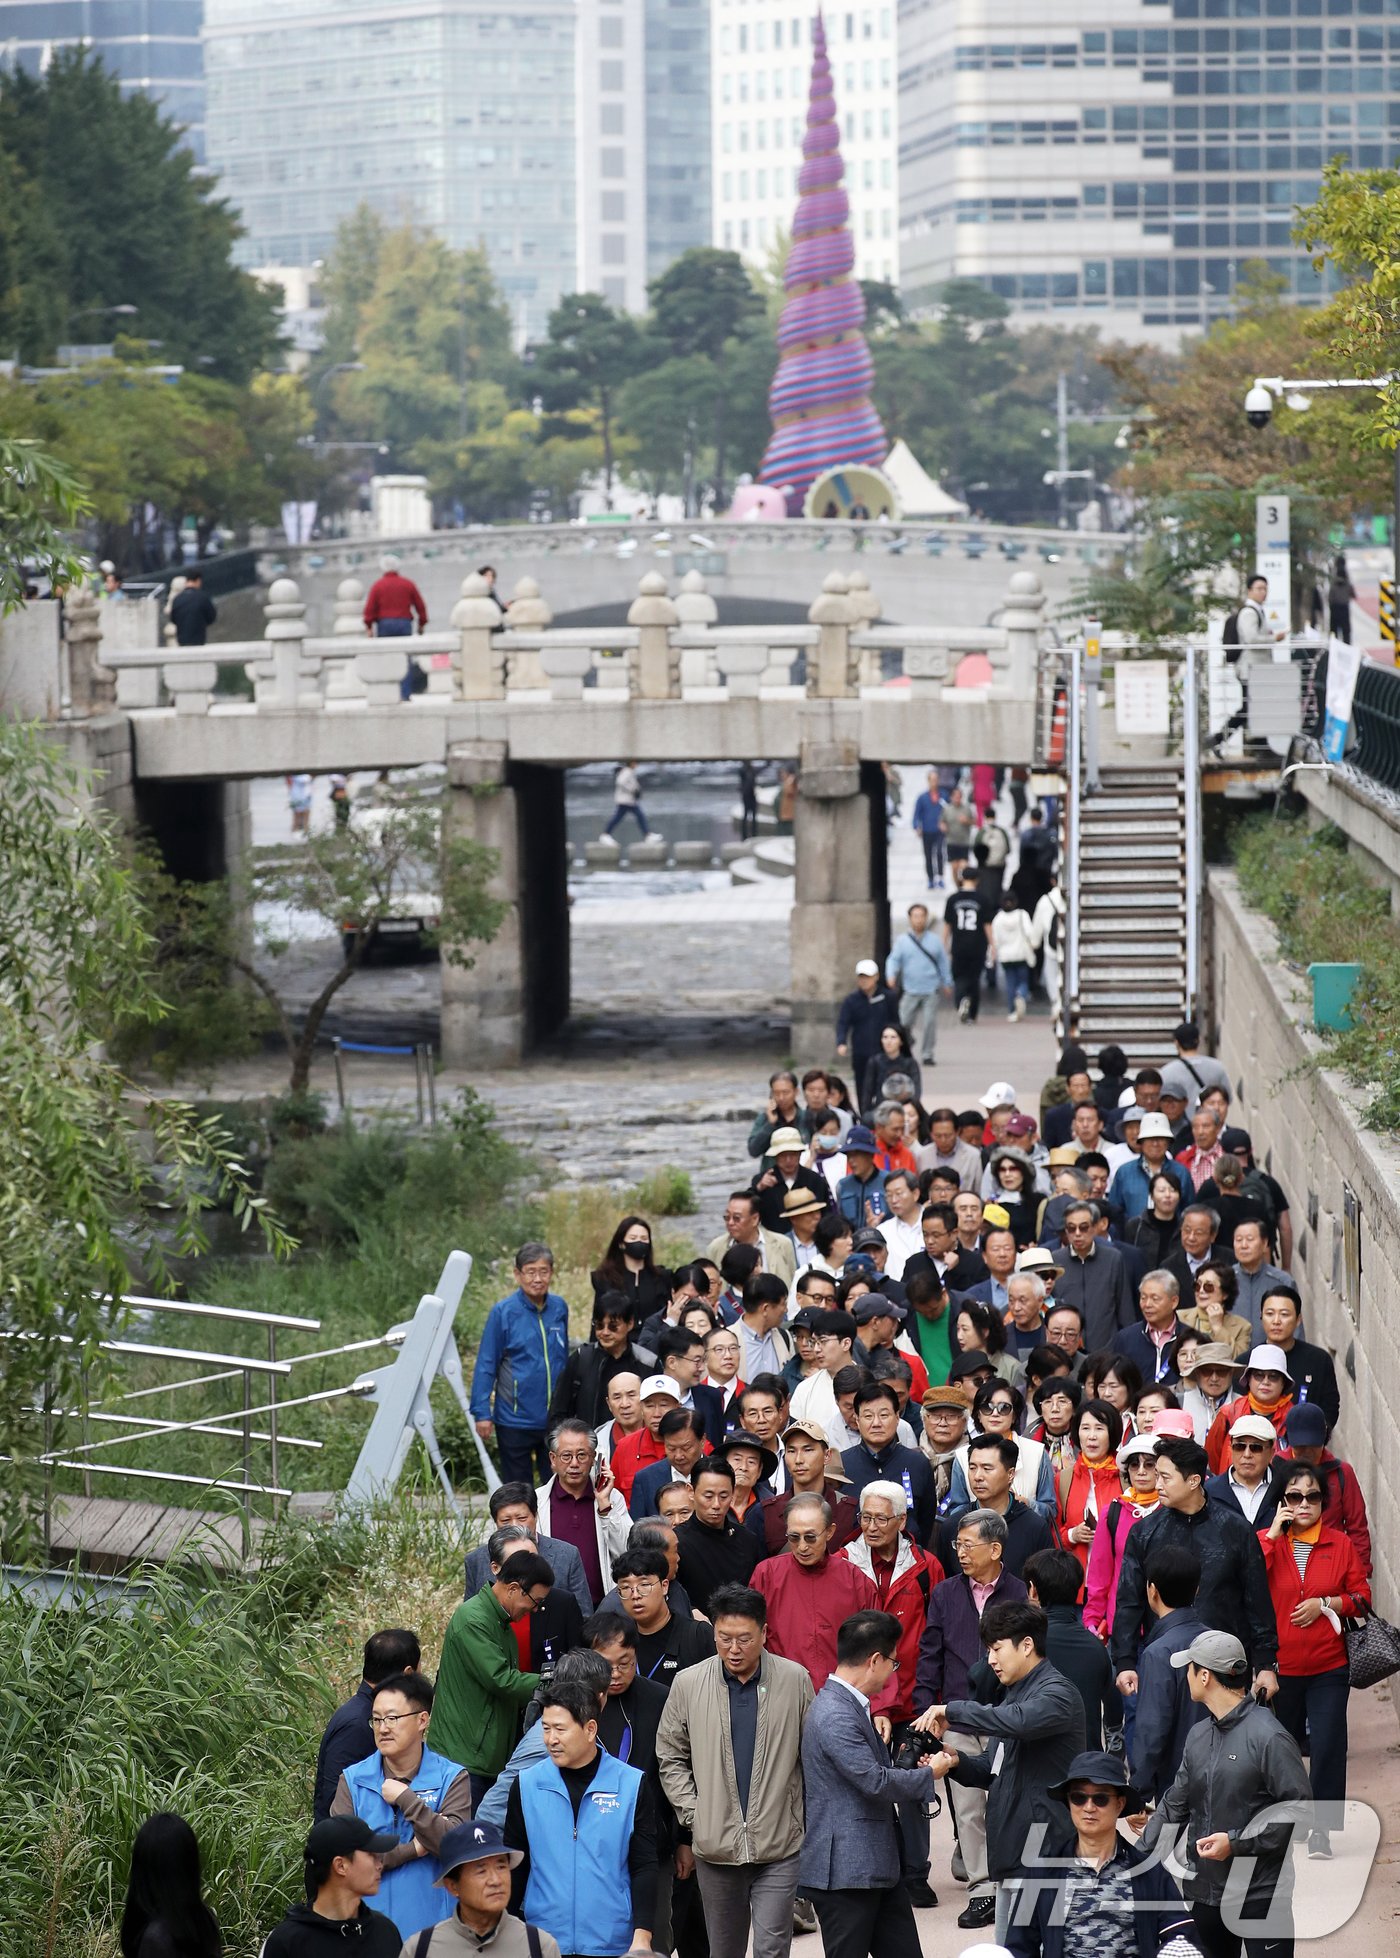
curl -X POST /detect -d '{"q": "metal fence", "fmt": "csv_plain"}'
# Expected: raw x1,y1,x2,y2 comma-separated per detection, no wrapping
1301,652,1400,794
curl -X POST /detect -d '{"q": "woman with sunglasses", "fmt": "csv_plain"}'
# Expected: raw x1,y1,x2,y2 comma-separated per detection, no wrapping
947,1377,1057,1521
1259,1464,1370,1858
1180,1260,1252,1360
1057,1398,1124,1573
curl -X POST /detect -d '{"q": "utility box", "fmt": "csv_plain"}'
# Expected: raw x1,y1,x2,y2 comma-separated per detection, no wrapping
1307,961,1362,1032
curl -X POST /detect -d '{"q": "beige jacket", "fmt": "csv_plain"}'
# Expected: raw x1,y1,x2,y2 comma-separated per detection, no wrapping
656,1650,814,1866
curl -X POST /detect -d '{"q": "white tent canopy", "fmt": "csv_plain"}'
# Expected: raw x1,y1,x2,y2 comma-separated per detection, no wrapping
882,438,968,518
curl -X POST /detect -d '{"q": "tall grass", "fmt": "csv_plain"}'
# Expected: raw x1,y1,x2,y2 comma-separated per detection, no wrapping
2,1505,463,1958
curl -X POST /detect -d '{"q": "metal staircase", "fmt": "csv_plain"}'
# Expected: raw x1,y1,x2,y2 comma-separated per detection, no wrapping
1069,763,1191,1064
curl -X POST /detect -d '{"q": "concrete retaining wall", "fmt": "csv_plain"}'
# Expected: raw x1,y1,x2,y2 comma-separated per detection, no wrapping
1294,767,1400,914
1209,869,1400,1620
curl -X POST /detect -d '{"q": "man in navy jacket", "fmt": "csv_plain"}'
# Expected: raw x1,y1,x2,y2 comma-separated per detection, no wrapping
1131,1544,1209,1803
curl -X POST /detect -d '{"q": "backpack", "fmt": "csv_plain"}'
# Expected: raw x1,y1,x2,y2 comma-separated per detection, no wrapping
1221,609,1244,664
416,1928,541,1958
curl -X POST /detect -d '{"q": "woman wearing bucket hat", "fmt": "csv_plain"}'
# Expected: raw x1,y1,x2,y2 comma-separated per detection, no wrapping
1176,1342,1244,1448
1003,1751,1181,1958
1203,1346,1294,1474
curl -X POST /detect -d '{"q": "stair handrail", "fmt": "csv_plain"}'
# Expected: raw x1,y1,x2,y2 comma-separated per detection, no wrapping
1182,643,1203,1019
1066,639,1083,1043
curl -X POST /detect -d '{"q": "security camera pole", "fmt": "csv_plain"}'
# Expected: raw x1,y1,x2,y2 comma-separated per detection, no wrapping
1245,373,1400,598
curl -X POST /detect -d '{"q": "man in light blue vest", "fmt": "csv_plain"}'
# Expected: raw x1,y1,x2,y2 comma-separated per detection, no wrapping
330,1671,472,1942
502,1680,657,1958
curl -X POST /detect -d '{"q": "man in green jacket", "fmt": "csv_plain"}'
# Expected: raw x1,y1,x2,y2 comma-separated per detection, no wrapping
429,1547,555,1809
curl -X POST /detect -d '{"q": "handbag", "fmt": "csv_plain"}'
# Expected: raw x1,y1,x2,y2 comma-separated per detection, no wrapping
1344,1608,1400,1690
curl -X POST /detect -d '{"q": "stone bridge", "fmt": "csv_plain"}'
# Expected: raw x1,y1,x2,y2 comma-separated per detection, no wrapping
16,560,1059,1069
262,516,1121,635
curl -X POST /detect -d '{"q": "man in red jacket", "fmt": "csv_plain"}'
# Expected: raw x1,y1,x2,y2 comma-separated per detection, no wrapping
750,1490,879,1691
838,1476,945,1909
363,553,429,700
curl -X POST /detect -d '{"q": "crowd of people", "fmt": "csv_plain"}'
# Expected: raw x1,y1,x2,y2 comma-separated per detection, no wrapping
120,1024,1383,1958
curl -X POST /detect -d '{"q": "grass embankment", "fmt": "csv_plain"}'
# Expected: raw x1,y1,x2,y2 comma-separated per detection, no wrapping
4,1506,464,1958
1232,814,1400,1130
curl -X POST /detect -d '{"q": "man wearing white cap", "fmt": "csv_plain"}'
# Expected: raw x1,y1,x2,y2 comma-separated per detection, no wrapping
611,1376,683,1504
1108,1113,1193,1218
1204,1414,1280,1529
836,959,899,1095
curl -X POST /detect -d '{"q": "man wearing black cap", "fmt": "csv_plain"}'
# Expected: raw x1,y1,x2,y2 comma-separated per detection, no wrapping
257,1817,401,1957
1003,1750,1182,1958
407,1819,562,1958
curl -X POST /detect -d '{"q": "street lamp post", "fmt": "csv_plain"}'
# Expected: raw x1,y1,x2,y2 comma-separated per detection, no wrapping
1245,372,1400,579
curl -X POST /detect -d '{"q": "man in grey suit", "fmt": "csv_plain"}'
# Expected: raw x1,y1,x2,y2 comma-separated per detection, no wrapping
799,1610,955,1958
462,1478,594,1617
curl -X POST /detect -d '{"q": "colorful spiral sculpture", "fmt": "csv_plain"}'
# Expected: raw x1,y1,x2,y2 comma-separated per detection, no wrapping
759,11,887,512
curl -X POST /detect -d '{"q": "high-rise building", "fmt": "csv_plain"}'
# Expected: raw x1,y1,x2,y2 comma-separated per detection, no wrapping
203,0,577,347
204,0,709,343
898,0,1370,338
0,0,206,159
712,2,898,283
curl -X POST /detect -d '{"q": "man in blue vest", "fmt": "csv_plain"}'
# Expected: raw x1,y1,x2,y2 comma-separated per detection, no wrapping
503,1680,658,1958
471,1242,571,1483
329,1671,473,1942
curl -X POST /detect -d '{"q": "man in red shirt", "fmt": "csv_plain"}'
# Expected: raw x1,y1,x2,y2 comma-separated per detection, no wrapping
611,1376,680,1502
750,1490,880,1691
363,553,429,700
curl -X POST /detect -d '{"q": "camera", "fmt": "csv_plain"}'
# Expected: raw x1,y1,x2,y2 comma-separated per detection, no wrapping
1244,383,1274,430
893,1730,943,1770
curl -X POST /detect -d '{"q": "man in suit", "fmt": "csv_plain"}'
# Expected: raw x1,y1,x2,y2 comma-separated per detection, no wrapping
464,1480,594,1618
653,1325,728,1449
799,1610,951,1958
707,1190,797,1289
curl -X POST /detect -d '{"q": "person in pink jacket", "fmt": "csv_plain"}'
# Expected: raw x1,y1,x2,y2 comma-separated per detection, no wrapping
1082,1435,1161,1639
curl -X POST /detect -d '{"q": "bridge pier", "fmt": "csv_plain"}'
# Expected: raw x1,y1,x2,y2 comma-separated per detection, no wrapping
790,738,889,1061
441,741,569,1067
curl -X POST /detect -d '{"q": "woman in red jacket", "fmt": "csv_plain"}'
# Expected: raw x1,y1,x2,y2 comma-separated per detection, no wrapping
1205,1344,1293,1472
1259,1462,1370,1858
1058,1398,1125,1573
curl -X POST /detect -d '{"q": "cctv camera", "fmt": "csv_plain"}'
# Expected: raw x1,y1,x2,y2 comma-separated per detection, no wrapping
1244,383,1274,430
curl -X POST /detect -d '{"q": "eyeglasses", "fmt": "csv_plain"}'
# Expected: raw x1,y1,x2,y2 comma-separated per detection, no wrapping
1067,1790,1116,1809
859,1510,897,1523
785,1530,826,1545
552,1450,595,1465
1195,1281,1223,1294
596,1318,630,1332
1231,1440,1270,1453
1285,1491,1321,1505
370,1710,421,1729
983,1401,1015,1416
514,1587,550,1611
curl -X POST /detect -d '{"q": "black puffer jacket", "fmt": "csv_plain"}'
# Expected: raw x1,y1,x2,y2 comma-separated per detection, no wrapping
1109,1497,1278,1676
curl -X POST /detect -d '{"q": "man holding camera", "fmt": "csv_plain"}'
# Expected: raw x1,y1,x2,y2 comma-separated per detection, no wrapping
799,1610,958,1958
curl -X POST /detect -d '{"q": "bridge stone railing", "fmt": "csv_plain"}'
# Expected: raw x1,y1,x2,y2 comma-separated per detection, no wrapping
94,563,1048,715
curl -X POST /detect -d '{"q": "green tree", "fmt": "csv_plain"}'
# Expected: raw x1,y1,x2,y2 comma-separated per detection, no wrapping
616,356,720,512
0,722,291,1539
0,49,281,380
312,203,388,391
1296,162,1400,448
0,435,90,609
233,791,506,1095
649,248,766,507
533,293,642,507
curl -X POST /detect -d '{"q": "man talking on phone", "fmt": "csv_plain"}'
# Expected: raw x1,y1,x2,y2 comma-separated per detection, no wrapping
535,1419,632,1608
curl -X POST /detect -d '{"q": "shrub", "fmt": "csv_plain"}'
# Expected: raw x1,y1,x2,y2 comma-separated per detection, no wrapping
632,1164,697,1216
1232,813,1400,1130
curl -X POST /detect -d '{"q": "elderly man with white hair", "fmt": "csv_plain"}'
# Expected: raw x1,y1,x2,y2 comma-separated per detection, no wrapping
362,551,429,699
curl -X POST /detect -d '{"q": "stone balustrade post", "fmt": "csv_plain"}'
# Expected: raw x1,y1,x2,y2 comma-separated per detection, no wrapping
847,569,883,687
163,655,218,715
1000,569,1046,696
807,571,859,698
65,587,117,714
674,569,718,689
257,577,317,709
903,642,948,699
714,639,768,698
451,572,508,700
325,576,368,701
504,577,552,690
628,572,680,700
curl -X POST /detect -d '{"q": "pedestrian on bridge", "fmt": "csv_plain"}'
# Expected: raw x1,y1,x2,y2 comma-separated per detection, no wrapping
363,552,429,702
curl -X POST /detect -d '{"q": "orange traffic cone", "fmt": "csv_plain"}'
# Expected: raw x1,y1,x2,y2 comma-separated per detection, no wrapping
1046,682,1068,767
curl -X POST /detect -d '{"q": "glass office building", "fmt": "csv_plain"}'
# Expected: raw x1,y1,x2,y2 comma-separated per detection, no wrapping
0,0,206,158
203,0,578,347
899,0,1380,335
